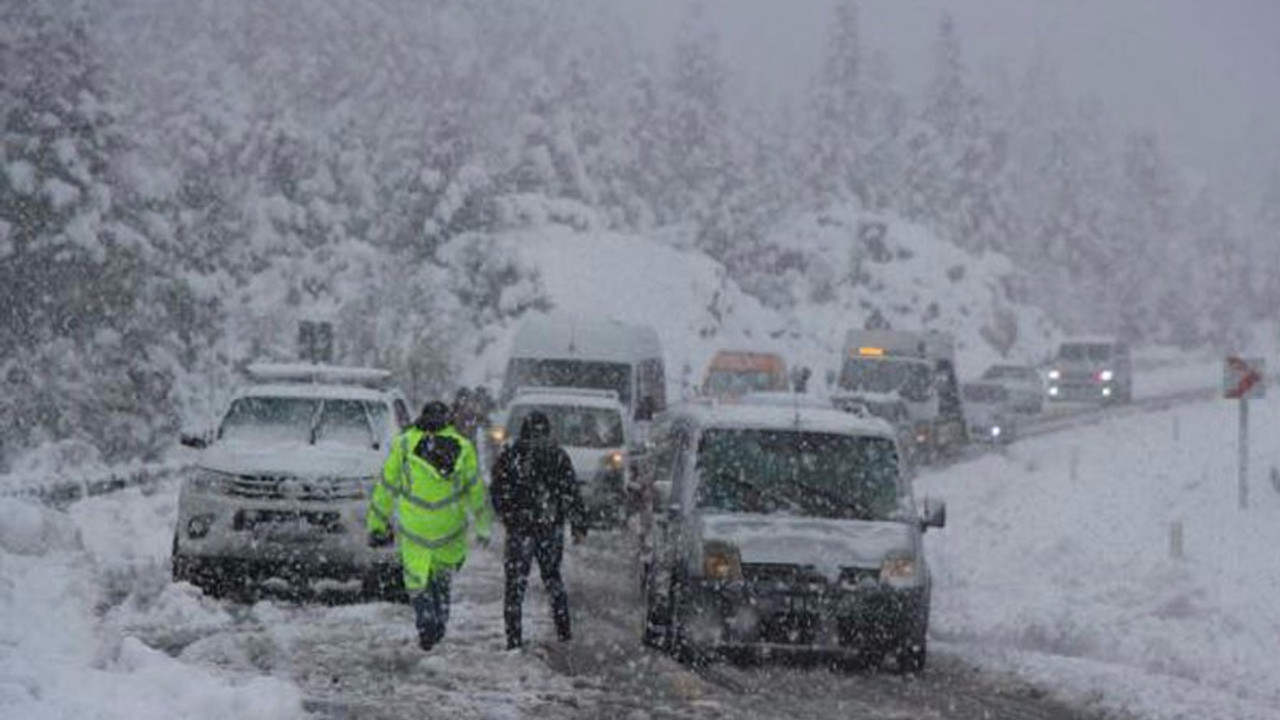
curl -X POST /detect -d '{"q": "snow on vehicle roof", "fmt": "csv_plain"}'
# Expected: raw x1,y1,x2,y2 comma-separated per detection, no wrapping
245,362,393,387
737,391,833,410
843,329,955,360
237,383,392,403
508,386,624,411
510,314,661,362
1057,336,1125,348
669,401,895,439
830,390,909,405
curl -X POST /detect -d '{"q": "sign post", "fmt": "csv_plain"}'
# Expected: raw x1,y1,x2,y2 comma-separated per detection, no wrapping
1223,356,1265,510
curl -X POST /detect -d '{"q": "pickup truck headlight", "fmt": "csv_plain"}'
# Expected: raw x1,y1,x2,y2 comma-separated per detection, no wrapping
186,469,233,494
879,554,921,588
702,540,742,581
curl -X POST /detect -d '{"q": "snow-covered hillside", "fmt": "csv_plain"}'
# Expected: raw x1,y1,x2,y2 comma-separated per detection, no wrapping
453,207,1059,398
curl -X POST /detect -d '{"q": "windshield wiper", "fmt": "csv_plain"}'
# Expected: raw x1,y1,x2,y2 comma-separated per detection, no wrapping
774,477,878,520
706,471,805,514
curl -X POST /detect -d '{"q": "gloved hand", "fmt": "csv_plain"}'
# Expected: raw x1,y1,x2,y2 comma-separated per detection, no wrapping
368,530,393,548
571,527,587,545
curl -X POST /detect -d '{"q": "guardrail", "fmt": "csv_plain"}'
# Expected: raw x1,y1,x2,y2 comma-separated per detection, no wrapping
0,462,189,507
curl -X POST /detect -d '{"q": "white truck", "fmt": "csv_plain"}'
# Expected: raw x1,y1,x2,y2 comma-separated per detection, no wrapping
173,363,412,602
831,329,967,464
499,315,667,423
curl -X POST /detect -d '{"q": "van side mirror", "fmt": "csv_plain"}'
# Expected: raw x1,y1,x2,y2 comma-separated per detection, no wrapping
920,498,946,530
636,396,656,421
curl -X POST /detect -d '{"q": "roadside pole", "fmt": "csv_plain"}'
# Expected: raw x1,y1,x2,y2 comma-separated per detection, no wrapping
1223,356,1265,511
1238,397,1249,510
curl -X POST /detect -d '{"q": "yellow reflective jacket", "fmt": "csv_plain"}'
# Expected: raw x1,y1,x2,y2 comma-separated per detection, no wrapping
367,425,492,591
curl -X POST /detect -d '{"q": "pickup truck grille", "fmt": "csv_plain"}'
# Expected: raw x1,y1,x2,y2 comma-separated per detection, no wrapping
225,475,365,501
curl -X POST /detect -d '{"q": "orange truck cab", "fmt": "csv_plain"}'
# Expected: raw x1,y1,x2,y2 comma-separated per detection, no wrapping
701,351,789,400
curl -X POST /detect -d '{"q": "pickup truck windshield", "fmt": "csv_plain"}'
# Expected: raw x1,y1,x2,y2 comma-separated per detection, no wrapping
219,396,384,448
695,429,900,521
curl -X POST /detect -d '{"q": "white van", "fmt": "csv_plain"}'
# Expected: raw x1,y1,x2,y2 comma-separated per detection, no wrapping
499,315,667,422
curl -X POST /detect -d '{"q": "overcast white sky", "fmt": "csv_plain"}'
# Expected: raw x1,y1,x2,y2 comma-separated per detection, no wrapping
619,0,1280,199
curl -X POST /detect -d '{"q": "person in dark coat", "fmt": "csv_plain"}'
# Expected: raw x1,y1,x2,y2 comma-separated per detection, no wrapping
489,410,588,650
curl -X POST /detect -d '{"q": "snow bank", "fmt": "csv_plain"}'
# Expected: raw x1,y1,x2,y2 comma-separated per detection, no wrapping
918,392,1280,719
452,207,1060,395
0,490,306,720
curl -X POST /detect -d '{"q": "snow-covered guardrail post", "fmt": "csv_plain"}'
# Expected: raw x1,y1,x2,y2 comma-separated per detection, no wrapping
1223,357,1265,510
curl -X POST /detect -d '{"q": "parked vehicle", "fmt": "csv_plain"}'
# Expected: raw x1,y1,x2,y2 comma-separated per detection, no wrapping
961,381,1019,444
637,402,946,673
489,386,634,528
500,315,666,423
830,393,923,471
701,350,789,401
832,329,967,463
979,364,1045,414
173,363,412,601
1045,338,1132,403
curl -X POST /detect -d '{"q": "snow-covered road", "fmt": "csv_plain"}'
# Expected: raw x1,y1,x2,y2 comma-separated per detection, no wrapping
4,362,1278,719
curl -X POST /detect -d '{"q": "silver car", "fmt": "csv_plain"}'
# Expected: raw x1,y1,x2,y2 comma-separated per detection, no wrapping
172,364,412,601
490,387,634,528
637,402,946,673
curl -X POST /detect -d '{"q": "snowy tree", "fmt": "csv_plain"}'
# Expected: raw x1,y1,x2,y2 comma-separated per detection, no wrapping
0,0,176,464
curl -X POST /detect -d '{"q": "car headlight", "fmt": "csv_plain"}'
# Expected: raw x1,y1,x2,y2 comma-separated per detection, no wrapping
879,554,920,588
990,425,1002,438
486,426,507,444
914,423,931,444
1048,369,1061,380
702,540,742,581
1098,370,1114,382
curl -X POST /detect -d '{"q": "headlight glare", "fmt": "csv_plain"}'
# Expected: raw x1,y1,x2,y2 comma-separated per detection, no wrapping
487,426,507,444
1098,370,1114,382
1048,369,1061,380
604,450,625,471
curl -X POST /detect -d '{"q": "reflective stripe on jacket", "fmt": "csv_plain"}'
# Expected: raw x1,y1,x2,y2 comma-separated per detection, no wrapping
366,426,491,590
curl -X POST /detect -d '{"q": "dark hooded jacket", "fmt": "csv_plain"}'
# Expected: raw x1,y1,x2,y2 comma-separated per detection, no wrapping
490,411,587,536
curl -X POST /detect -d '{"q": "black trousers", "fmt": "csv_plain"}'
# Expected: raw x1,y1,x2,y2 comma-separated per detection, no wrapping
411,569,452,651
503,528,571,648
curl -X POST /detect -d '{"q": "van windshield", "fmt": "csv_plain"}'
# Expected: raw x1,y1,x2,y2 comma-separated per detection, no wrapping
837,358,933,402
504,359,631,407
507,404,624,448
694,429,900,521
703,370,785,398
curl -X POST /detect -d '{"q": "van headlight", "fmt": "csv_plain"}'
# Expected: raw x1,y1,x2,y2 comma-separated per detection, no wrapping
603,450,625,472
879,554,921,588
702,540,742,581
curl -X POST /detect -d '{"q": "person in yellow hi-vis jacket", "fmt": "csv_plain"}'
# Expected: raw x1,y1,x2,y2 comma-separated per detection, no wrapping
367,401,492,651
